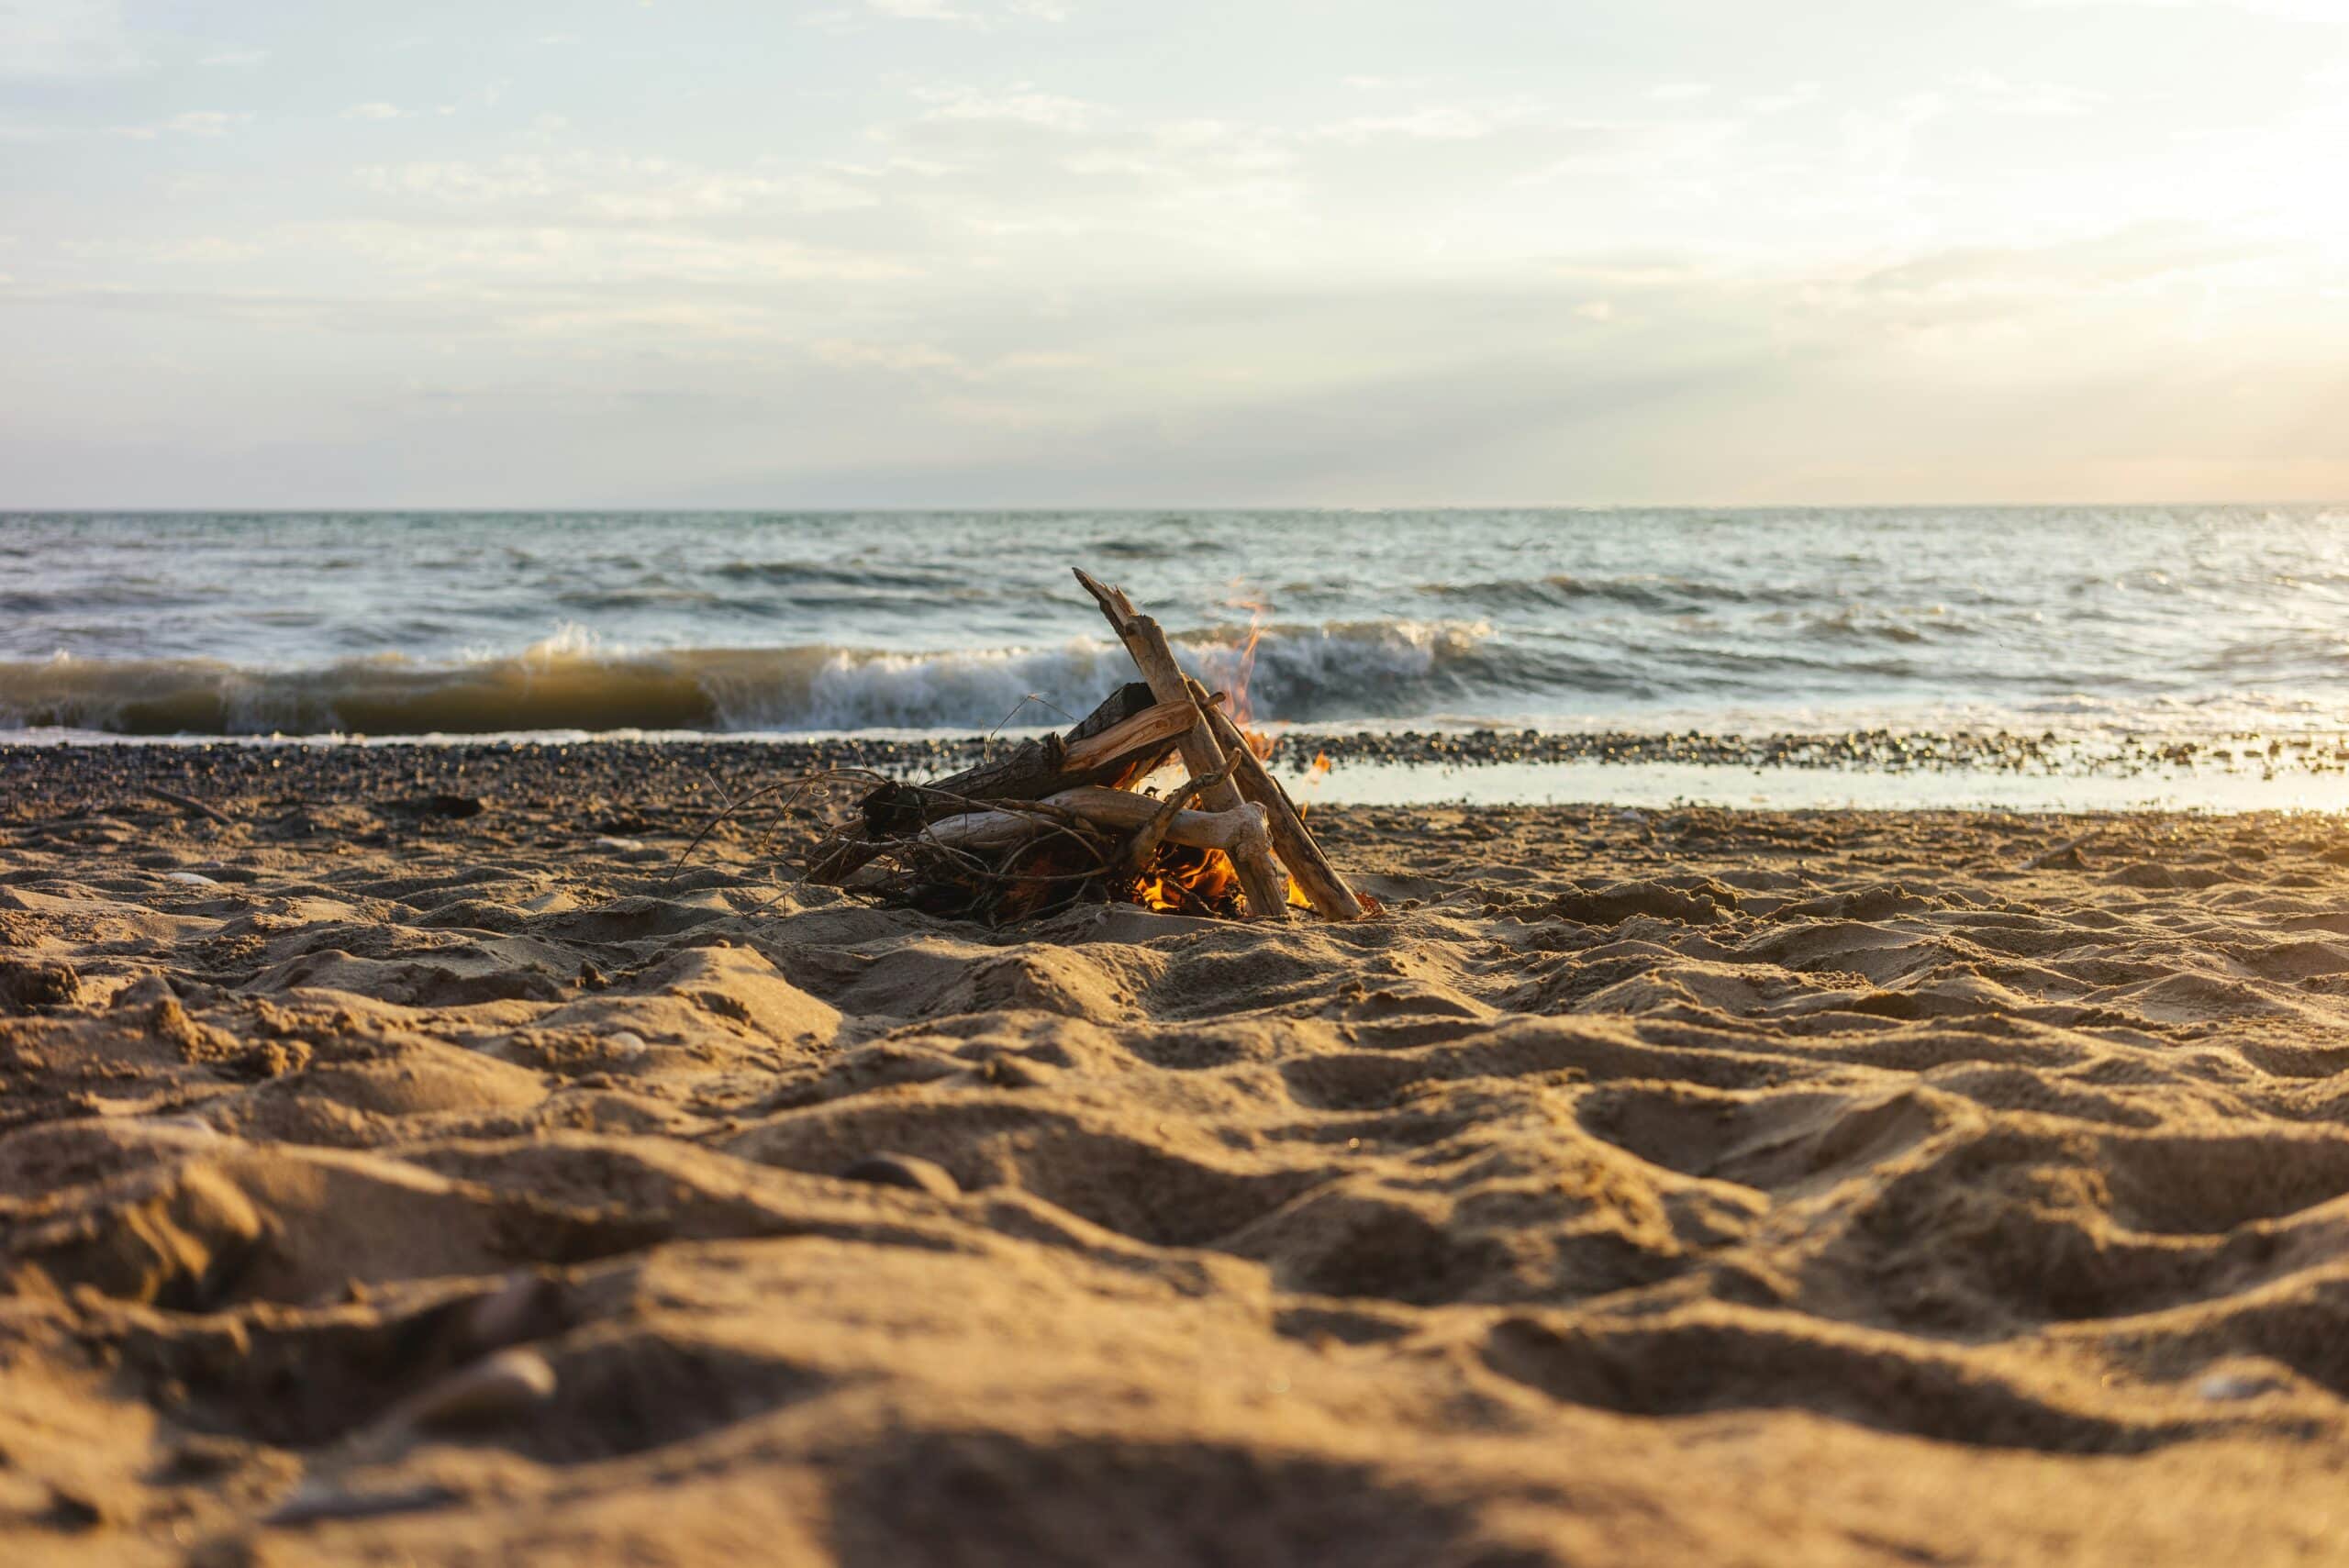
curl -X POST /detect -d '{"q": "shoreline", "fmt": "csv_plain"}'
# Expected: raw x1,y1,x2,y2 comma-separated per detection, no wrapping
8,731,2349,820
10,724,2345,773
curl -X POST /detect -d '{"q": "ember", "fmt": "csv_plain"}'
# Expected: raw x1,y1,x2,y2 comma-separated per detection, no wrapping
800,566,1370,926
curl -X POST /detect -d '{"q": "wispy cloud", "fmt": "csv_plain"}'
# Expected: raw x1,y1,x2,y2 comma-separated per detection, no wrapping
355,152,878,221
912,84,1096,129
7,0,2348,506
1308,106,1502,143
0,0,140,79
1962,73,2106,116
111,110,252,140
857,0,1069,23
866,0,972,19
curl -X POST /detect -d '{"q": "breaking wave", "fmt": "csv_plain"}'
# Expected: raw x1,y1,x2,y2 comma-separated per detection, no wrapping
0,619,1601,738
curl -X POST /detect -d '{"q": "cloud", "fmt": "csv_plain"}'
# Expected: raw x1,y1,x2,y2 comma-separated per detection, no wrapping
111,110,252,140
912,84,1096,130
1851,222,2274,310
2014,0,2345,13
356,152,878,222
12,1,2348,507
1961,73,2106,117
198,47,268,68
0,0,139,79
10,223,2344,507
859,0,1070,22
811,338,966,373
1747,82,1820,113
1308,106,1502,143
303,217,921,286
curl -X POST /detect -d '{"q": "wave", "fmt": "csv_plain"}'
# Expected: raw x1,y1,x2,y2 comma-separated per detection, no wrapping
0,620,1614,737
710,560,967,591
1417,573,1823,614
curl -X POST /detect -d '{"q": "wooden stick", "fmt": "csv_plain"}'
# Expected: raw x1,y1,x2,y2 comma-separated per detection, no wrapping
1185,678,1365,921
1118,770,1224,871
809,688,1189,886
899,683,1162,815
1060,699,1195,777
916,795,1271,858
141,785,235,827
1073,569,1292,919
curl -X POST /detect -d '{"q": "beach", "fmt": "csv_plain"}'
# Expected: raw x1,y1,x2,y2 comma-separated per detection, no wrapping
8,743,2349,1562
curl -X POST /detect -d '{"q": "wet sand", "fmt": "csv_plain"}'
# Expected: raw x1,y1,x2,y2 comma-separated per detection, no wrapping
9,746,2349,1563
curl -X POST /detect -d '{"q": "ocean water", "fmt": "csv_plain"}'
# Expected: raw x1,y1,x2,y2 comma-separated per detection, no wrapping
5,506,2348,750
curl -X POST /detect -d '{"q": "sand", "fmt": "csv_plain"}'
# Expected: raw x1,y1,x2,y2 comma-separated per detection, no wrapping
8,747,2349,1564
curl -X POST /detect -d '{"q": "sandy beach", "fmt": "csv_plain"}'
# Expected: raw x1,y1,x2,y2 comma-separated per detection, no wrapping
9,743,2349,1563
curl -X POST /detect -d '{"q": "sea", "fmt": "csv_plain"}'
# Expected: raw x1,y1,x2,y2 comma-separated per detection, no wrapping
8,506,2349,810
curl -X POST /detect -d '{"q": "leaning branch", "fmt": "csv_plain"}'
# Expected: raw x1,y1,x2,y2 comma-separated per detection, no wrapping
1072,568,1292,919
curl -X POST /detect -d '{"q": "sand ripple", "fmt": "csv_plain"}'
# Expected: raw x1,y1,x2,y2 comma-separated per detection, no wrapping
7,776,2349,1562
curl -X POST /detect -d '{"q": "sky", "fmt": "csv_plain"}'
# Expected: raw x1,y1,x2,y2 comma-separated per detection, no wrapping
2,0,2346,508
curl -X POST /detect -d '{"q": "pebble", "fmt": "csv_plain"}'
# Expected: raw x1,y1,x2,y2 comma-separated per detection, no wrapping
840,1152,961,1199
264,1481,461,1528
2197,1370,2283,1402
605,1029,649,1060
163,871,221,886
6,731,2339,831
462,1272,562,1351
401,792,484,819
393,1348,557,1431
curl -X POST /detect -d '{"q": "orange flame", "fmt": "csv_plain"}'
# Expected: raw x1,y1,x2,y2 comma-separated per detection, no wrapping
1131,844,1242,914
1223,587,1277,759
1226,594,1267,729
1129,845,1312,914
1119,587,1319,917
1279,751,1332,825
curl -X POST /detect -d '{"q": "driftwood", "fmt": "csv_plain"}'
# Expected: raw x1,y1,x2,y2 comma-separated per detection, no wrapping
1072,569,1293,919
796,562,1370,926
878,683,1171,823
807,685,1188,885
1186,678,1364,921
891,789,1271,862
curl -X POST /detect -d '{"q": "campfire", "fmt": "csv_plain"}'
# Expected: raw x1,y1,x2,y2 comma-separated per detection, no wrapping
802,568,1371,925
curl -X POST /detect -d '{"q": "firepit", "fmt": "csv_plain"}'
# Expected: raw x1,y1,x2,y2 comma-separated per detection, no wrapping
799,568,1372,926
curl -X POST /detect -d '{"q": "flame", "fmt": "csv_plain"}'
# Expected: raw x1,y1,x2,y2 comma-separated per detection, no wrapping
1127,844,1318,915
1225,591,1268,730
1115,591,1327,917
1221,586,1279,760
1130,844,1241,914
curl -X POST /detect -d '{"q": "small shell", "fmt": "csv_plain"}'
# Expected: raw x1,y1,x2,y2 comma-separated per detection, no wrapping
2197,1371,2280,1402
396,1348,557,1431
